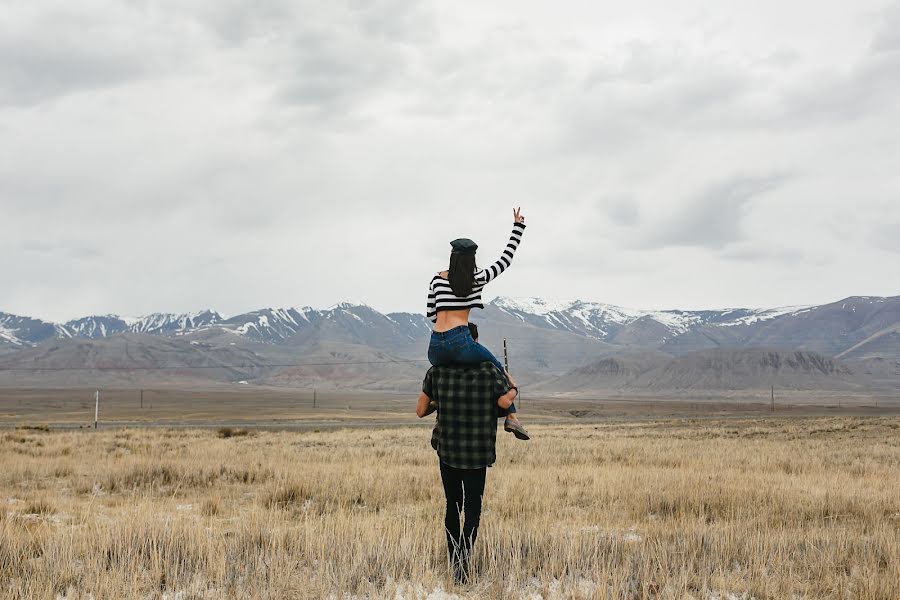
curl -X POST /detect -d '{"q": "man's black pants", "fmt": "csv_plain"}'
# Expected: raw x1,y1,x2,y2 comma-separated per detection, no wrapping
439,461,486,581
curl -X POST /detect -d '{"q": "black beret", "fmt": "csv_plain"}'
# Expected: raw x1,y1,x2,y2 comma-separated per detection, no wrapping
450,238,478,255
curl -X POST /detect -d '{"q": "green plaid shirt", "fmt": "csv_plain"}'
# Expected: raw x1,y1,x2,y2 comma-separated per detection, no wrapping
423,361,511,469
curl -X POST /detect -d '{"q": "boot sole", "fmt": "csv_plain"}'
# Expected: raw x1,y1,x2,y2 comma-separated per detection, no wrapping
504,425,530,440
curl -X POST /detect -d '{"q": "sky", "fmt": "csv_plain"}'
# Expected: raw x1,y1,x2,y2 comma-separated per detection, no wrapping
1,0,899,322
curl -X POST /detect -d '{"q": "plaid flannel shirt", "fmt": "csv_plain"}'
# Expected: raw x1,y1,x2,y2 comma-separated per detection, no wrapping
423,361,511,469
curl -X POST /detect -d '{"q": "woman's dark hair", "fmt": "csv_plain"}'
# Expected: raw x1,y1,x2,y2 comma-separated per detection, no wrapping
448,253,476,297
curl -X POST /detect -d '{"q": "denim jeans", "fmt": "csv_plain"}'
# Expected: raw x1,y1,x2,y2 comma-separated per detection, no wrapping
428,325,516,415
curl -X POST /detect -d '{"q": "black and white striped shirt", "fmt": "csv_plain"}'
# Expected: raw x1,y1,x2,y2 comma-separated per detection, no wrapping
426,222,526,323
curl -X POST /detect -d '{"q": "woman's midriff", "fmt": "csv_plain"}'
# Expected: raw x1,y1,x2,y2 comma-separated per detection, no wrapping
433,308,471,333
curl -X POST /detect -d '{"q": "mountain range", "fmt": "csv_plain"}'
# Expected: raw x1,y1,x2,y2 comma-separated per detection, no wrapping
1,294,899,394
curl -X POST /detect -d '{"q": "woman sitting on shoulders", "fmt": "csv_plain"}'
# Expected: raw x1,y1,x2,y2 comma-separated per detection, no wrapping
425,208,529,440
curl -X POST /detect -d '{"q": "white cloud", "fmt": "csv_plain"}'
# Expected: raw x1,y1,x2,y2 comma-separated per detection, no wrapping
0,0,898,321
641,173,792,250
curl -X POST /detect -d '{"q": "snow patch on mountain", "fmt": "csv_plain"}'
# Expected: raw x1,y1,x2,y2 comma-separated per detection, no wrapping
0,326,23,346
492,297,581,315
640,310,703,333
54,324,73,339
272,308,297,326
720,305,811,326
328,301,363,311
235,322,256,335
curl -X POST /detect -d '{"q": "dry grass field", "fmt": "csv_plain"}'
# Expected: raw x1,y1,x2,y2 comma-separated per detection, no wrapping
2,417,899,599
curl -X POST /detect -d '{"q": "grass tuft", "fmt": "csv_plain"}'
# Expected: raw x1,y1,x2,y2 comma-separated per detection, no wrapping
22,500,54,515
262,482,311,510
200,498,221,517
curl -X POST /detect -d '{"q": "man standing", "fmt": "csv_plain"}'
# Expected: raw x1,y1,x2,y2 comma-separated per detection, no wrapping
416,361,519,583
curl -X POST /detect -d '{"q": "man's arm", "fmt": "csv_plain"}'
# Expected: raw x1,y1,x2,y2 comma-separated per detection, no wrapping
415,390,433,418
417,367,436,418
497,387,517,409
496,370,518,409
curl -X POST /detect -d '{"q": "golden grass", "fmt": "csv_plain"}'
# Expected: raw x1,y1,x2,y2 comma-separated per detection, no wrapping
1,417,899,599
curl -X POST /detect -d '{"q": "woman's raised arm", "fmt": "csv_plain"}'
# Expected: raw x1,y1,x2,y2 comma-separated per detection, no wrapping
481,207,526,283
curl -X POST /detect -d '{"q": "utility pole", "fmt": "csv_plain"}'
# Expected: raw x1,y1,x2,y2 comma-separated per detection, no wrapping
140,388,143,409
770,385,775,412
94,390,99,429
503,338,518,405
313,389,316,409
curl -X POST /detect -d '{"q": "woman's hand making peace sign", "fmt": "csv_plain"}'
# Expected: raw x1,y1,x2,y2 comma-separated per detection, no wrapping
513,207,525,225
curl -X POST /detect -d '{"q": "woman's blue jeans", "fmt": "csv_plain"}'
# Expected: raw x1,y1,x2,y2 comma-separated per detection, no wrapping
428,325,516,415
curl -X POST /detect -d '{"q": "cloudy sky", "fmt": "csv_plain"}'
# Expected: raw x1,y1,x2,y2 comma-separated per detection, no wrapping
2,0,898,322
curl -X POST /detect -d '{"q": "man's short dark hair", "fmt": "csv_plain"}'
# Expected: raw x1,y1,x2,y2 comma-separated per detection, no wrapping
467,322,478,341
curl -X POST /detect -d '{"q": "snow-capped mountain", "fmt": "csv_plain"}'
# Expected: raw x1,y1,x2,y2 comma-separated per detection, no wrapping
208,304,427,351
129,310,222,335
0,303,429,352
1,295,898,365
63,315,131,339
61,311,224,339
217,307,312,341
2,294,899,392
487,295,900,359
0,313,68,346
487,297,814,343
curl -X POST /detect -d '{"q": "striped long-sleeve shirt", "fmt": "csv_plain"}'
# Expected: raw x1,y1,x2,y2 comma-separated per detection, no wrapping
426,222,526,323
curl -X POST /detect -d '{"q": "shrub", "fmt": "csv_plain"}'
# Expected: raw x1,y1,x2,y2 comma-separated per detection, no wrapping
217,427,250,439
15,424,49,432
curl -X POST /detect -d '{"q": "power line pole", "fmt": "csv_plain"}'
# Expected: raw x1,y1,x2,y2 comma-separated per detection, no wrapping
770,385,775,412
313,389,316,409
140,388,143,409
94,390,99,429
503,338,518,406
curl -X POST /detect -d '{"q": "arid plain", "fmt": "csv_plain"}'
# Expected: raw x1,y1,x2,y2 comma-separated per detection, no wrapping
2,387,899,599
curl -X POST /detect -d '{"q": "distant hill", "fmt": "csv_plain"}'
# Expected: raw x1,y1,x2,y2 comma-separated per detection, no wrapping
0,334,271,388
543,348,872,392
644,348,858,391
257,341,425,391
534,351,672,391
